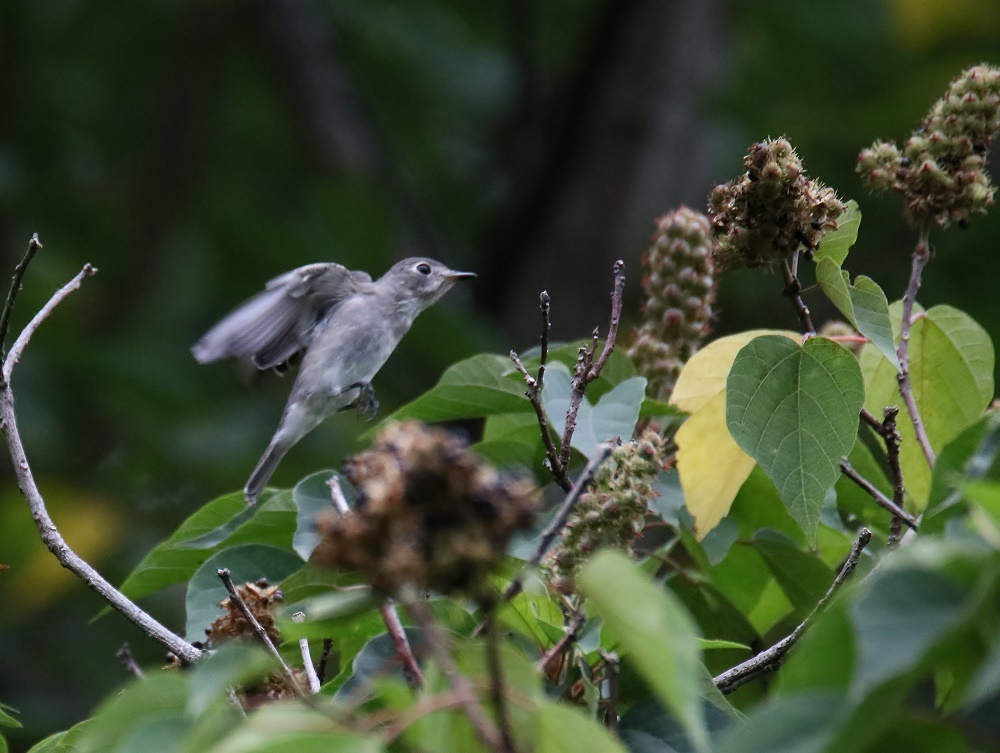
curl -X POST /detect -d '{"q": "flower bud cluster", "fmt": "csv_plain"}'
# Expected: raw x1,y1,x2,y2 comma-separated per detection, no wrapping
312,421,539,602
857,64,1000,228
709,137,845,269
626,208,717,400
545,430,667,593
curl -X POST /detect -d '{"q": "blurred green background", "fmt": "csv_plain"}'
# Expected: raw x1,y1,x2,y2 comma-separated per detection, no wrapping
1,0,999,749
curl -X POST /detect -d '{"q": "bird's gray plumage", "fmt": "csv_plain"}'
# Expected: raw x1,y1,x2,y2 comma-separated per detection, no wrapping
193,257,474,504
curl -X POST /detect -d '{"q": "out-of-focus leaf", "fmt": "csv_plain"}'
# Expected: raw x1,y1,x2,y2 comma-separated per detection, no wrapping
72,673,187,753
119,491,297,602
752,532,835,613
716,692,846,753
206,703,380,753
0,706,19,729
334,629,425,701
578,551,709,753
542,362,645,455
535,701,630,753
812,199,861,265
188,644,274,716
727,336,864,544
862,304,994,508
775,601,855,694
815,259,900,370
620,697,735,753
278,587,380,641
184,544,305,641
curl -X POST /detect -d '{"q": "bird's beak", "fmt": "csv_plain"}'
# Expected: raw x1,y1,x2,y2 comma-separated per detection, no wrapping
447,270,477,281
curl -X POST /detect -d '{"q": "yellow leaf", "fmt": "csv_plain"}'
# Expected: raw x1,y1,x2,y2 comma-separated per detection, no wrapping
670,329,798,413
675,391,756,539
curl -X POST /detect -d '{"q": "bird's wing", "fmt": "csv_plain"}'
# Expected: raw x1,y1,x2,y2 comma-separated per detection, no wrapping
192,262,373,369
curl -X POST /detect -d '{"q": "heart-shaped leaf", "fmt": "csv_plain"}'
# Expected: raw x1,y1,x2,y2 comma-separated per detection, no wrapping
726,336,865,543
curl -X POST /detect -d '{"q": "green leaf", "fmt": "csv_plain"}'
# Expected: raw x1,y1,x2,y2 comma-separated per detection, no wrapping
26,722,90,753
188,644,274,716
278,587,381,641
184,544,305,641
542,362,645,456
775,600,855,694
73,673,187,753
119,490,298,602
862,304,994,508
535,701,630,753
726,336,865,543
696,638,751,651
207,704,381,753
578,550,709,753
220,733,384,753
620,698,734,753
752,532,835,613
335,629,426,701
813,199,860,265
716,692,846,753
374,353,529,426
292,470,356,560
0,706,19,729
815,259,900,370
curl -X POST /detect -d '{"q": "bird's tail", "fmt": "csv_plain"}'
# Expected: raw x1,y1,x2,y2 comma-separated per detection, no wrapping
244,439,291,505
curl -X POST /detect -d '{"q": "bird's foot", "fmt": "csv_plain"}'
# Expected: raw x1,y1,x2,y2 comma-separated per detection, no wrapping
343,381,379,421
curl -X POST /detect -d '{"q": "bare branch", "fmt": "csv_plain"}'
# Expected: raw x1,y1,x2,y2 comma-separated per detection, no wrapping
601,651,619,732
536,610,586,675
503,442,614,602
0,264,201,664
840,459,919,530
589,260,625,377
217,568,306,698
896,229,935,467
380,599,424,690
317,638,334,684
714,527,872,693
116,643,145,678
0,234,43,371
484,611,518,753
781,253,815,335
292,612,322,693
326,474,351,514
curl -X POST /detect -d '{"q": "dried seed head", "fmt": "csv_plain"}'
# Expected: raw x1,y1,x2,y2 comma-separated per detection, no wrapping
206,580,283,646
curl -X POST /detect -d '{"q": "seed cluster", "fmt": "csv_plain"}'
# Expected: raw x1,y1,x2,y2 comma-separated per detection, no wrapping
545,430,667,593
206,579,283,646
311,421,539,603
857,64,1000,229
626,208,717,401
709,137,845,269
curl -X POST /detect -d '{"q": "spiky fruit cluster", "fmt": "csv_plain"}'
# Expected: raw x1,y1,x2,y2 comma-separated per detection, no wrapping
206,579,283,646
545,430,667,593
311,421,539,603
857,64,1000,229
709,137,845,269
626,208,717,401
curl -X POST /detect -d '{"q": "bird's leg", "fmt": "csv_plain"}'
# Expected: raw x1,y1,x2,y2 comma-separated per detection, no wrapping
336,381,379,420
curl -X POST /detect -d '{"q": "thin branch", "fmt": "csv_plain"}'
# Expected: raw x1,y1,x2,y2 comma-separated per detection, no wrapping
557,262,625,471
327,474,350,514
0,264,201,664
503,443,614,602
317,638,334,684
217,568,306,698
381,599,424,690
293,612,321,693
896,229,936,467
116,643,144,678
510,292,569,491
601,651,619,733
714,527,872,693
404,593,508,753
840,459,919,530
484,611,518,753
0,233,42,372
536,610,587,675
878,407,908,546
781,253,815,335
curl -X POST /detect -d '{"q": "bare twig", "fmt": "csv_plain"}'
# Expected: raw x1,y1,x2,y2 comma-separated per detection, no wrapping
840,459,919,530
0,264,201,664
714,527,872,693
556,261,625,472
217,568,306,698
510,292,570,491
536,610,587,675
317,638,334,684
293,612,321,693
781,253,815,335
601,651,619,732
404,593,508,753
116,643,144,678
896,229,936,468
327,474,350,514
0,234,42,373
484,611,518,753
381,599,424,690
503,443,614,602
877,407,908,546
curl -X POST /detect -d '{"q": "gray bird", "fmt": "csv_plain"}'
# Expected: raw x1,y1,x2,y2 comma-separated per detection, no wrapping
193,257,475,504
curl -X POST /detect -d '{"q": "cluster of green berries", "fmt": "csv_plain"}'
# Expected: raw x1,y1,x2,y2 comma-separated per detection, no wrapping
709,137,845,269
545,430,667,594
312,421,538,604
626,208,717,401
857,64,1000,229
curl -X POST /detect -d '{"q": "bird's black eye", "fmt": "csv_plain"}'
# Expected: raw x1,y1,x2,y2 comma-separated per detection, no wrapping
416,262,431,275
